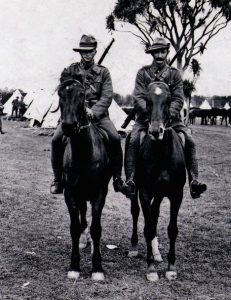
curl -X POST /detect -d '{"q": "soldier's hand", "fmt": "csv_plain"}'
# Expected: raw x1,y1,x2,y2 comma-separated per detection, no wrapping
86,107,94,120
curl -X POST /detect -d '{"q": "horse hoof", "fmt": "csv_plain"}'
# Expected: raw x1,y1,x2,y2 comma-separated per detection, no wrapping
165,270,177,280
146,272,159,282
67,271,80,280
92,272,105,281
127,250,139,258
154,254,163,262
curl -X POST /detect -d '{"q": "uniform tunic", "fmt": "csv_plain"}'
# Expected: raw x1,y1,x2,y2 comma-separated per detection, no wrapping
60,61,113,120
133,62,184,122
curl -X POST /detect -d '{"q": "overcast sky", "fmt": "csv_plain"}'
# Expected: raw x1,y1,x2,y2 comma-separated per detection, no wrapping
0,0,230,96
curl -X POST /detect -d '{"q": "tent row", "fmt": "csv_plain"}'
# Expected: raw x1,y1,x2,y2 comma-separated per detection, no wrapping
3,89,134,132
198,99,230,110
3,90,230,130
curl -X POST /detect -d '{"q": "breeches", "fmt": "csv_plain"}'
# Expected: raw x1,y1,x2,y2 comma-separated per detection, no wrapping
95,117,123,177
51,125,65,178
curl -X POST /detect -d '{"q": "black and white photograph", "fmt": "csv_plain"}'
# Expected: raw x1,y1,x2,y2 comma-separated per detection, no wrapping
0,1,230,299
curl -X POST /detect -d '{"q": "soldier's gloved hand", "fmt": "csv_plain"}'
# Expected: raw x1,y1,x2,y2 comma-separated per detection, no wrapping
86,107,94,120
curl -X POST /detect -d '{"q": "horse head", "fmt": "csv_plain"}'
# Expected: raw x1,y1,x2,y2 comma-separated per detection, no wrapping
58,78,87,137
146,81,170,140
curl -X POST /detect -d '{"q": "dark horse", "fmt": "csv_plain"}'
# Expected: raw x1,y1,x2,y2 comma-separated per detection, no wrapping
126,82,186,281
58,79,111,281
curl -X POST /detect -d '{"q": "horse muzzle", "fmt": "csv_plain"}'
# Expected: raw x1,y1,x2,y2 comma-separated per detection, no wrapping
62,122,78,137
148,122,165,140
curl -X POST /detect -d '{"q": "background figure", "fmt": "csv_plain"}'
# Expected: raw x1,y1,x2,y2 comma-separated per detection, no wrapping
11,96,19,119
0,99,5,134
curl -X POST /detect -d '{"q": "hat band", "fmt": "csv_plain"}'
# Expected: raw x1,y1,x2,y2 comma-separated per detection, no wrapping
79,42,97,48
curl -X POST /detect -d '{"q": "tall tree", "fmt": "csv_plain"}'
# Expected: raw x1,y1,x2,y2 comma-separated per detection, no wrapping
106,0,231,71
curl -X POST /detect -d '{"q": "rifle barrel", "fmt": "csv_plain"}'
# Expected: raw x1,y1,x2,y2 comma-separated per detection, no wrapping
98,38,115,65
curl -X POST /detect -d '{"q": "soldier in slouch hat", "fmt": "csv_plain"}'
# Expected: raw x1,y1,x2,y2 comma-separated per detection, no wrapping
50,34,127,195
124,37,207,199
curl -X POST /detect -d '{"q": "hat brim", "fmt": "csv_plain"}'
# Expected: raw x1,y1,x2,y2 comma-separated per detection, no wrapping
73,46,96,52
145,45,170,53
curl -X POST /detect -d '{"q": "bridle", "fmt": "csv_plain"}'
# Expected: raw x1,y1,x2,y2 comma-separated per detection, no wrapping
59,79,92,134
146,81,172,139
147,81,171,124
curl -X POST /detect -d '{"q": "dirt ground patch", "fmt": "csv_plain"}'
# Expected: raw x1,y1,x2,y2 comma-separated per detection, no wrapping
0,120,230,300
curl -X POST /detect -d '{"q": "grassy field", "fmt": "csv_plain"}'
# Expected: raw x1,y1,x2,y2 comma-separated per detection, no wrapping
0,120,230,300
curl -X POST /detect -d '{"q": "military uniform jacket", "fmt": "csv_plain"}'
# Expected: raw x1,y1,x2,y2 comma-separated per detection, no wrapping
133,62,184,122
60,61,113,120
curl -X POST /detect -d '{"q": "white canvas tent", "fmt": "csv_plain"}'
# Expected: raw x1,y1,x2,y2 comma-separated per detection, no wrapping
23,91,36,107
3,89,23,115
24,90,53,124
42,98,134,131
199,99,211,110
41,93,61,128
224,102,230,110
23,90,134,132
108,100,134,132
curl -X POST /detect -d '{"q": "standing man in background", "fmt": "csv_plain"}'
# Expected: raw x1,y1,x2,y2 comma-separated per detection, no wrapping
11,96,19,119
0,97,5,134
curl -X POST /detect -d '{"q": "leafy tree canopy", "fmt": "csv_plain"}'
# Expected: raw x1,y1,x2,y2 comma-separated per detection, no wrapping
107,0,231,71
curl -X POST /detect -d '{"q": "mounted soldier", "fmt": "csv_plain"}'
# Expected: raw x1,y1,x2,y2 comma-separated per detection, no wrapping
50,34,127,194
124,37,207,199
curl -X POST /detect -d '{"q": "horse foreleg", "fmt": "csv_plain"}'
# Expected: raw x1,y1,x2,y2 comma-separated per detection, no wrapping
128,191,140,257
140,190,159,282
65,191,81,280
166,192,183,281
90,192,106,281
150,197,163,263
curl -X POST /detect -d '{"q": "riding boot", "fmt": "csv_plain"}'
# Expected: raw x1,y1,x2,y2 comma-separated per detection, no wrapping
124,142,139,198
113,176,127,194
185,137,207,199
111,151,128,195
50,125,65,194
50,169,63,194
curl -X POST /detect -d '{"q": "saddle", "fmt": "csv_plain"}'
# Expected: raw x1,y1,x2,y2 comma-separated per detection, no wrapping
92,123,110,151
